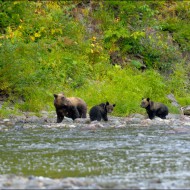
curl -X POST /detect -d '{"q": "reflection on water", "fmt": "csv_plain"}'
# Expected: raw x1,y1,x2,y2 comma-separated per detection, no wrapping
0,126,190,189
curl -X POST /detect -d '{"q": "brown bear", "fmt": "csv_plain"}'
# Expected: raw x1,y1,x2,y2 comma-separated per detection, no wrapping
54,93,87,123
89,102,116,121
141,98,168,119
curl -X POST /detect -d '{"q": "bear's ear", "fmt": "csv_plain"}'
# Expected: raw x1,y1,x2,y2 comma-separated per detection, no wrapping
147,98,150,101
106,101,109,105
113,104,116,107
54,94,58,98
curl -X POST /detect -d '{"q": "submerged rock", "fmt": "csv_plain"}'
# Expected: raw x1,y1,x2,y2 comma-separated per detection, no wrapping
74,118,91,124
82,121,105,130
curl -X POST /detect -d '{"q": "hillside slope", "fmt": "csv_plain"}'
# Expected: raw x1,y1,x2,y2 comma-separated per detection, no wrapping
0,0,190,116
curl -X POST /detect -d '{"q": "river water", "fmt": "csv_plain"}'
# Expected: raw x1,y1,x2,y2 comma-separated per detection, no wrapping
0,124,190,189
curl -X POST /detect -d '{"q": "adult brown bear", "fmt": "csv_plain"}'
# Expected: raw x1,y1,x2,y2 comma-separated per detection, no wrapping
54,93,87,123
89,102,116,121
141,98,168,119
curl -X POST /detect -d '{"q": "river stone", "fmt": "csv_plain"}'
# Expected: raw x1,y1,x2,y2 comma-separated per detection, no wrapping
110,119,122,126
184,122,190,126
63,117,73,122
125,117,142,125
82,122,104,130
25,115,41,123
14,125,24,131
90,122,105,128
140,119,153,127
0,125,7,131
1,119,14,127
128,113,145,119
74,118,91,124
68,124,77,128
43,117,55,123
13,115,27,123
23,124,35,129
170,126,190,134
137,133,145,137
181,105,190,115
115,124,126,128
56,123,70,128
3,119,10,122
0,120,5,125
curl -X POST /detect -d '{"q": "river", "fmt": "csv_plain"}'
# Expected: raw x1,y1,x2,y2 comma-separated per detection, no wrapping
0,117,190,189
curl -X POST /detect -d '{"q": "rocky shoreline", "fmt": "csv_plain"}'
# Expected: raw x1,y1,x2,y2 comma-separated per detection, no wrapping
0,110,188,128
0,109,190,133
1,91,190,131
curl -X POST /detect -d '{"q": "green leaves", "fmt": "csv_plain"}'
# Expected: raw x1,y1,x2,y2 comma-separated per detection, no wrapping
0,1,189,115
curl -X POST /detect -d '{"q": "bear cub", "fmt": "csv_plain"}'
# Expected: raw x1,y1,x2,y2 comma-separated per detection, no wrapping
141,98,168,119
89,102,116,121
54,93,87,123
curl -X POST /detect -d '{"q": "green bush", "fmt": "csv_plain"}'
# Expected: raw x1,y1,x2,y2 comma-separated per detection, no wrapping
0,1,189,116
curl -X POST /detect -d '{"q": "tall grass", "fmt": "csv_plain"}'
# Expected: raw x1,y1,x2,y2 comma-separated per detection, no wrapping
73,66,177,116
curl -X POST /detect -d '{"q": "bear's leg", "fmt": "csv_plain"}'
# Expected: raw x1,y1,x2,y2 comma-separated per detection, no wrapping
57,114,64,123
57,116,64,123
78,107,87,118
82,106,87,118
158,115,166,119
148,112,155,120
70,106,80,120
156,110,167,119
81,110,87,118
102,114,108,121
157,107,168,119
90,114,98,121
90,112,102,121
89,110,95,121
96,114,102,121
90,115,101,121
56,110,64,123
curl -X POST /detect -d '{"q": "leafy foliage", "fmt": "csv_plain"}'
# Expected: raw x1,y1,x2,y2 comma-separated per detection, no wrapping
0,0,189,116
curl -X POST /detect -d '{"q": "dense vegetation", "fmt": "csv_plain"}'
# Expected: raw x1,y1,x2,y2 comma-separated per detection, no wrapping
0,0,190,117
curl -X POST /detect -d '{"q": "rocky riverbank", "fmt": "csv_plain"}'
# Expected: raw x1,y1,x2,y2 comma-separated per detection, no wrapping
1,91,190,132
1,110,190,133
